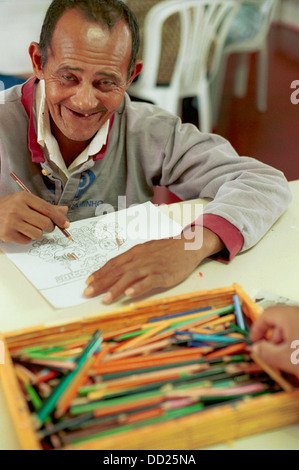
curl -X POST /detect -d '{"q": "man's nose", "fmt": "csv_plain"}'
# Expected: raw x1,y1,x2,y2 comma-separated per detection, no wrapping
71,82,99,111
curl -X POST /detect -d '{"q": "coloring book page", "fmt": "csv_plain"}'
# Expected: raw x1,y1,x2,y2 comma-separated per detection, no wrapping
0,203,182,308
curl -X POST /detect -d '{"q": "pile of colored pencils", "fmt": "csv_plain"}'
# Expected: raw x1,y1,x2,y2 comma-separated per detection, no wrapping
11,295,283,449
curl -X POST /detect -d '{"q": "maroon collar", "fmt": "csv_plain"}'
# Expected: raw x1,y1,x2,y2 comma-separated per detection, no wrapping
21,77,114,163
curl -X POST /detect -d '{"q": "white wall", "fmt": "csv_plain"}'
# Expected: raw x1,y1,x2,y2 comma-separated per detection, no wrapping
0,0,51,75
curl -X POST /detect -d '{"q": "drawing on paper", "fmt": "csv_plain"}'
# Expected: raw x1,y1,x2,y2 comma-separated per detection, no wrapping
28,220,127,286
1,202,183,308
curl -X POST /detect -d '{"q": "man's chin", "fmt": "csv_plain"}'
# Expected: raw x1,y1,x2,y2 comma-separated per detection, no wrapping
61,127,99,143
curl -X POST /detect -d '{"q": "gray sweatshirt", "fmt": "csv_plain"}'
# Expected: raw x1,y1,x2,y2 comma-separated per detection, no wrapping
0,78,292,259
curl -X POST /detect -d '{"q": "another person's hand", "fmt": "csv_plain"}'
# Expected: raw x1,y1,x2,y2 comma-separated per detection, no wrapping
0,192,70,244
250,306,299,377
84,226,224,303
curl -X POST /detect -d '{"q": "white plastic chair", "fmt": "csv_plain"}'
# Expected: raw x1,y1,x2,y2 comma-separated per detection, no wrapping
128,0,238,133
212,0,279,124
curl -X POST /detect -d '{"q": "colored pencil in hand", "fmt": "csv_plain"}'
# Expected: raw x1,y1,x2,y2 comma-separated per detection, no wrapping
10,171,74,242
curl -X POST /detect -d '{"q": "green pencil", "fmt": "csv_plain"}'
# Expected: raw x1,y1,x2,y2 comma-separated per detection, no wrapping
36,330,102,426
69,403,205,445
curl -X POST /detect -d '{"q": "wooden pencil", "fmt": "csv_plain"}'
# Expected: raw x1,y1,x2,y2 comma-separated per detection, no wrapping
251,353,294,393
55,355,97,418
113,321,171,353
5,286,297,451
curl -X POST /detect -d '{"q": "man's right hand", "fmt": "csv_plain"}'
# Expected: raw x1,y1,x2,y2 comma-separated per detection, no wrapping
0,192,70,244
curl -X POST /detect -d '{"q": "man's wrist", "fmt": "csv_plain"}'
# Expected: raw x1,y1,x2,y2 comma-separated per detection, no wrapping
180,225,224,257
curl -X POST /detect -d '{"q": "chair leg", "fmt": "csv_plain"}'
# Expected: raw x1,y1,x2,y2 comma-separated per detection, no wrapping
197,85,212,133
210,55,228,127
256,45,268,112
233,52,250,98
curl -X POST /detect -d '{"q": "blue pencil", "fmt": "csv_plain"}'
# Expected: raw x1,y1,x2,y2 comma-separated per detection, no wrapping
148,306,212,322
174,331,242,344
233,294,246,331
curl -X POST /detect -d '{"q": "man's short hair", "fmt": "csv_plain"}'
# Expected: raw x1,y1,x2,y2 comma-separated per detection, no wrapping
39,0,140,79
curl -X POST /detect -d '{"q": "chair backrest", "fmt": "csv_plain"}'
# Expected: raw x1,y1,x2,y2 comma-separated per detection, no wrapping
225,0,279,48
257,0,279,41
135,0,238,93
127,0,177,85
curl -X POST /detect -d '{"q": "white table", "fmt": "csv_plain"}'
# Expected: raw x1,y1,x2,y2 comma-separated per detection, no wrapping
1,180,299,450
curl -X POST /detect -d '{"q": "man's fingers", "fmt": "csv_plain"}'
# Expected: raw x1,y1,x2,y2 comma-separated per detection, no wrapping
26,195,70,229
84,267,150,302
0,192,70,243
83,237,205,304
124,273,165,299
251,341,295,375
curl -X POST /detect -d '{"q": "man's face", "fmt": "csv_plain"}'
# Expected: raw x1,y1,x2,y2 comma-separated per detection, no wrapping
31,9,141,145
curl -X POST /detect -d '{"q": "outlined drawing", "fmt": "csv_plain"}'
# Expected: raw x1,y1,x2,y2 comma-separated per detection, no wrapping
1,202,183,308
28,220,128,286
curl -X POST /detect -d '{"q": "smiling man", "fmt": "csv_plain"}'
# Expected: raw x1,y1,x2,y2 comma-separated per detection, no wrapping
31,6,141,166
0,0,292,304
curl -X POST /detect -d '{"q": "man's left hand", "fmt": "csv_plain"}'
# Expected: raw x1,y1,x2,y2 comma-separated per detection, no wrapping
84,227,224,304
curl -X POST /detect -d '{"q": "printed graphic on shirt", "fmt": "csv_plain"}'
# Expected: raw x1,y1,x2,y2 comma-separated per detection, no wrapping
42,173,56,195
75,170,96,198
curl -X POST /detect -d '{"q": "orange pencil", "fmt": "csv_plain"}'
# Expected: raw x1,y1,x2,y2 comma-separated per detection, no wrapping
93,395,165,418
107,339,172,362
113,321,171,353
125,406,164,424
102,325,143,341
88,364,206,399
91,348,211,375
55,355,96,418
204,342,246,360
251,353,294,393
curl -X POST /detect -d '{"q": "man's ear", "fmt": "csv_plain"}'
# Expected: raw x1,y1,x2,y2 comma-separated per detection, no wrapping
127,60,143,87
28,42,44,79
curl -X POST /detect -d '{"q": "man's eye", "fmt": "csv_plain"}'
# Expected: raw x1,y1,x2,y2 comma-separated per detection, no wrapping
62,74,76,81
97,80,116,90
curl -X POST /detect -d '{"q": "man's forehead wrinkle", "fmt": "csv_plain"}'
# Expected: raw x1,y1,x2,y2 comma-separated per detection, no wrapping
50,31,127,65
50,43,123,67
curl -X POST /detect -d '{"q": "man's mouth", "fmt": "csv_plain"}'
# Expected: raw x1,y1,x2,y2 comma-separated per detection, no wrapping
64,106,101,120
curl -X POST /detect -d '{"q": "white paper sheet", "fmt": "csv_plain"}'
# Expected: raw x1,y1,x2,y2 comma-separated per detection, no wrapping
250,289,299,310
1,202,183,308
